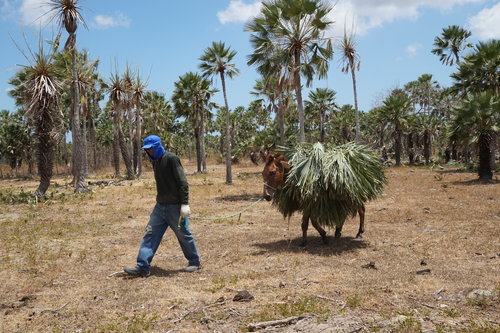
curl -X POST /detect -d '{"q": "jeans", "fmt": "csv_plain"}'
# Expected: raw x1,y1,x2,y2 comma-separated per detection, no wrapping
136,203,200,272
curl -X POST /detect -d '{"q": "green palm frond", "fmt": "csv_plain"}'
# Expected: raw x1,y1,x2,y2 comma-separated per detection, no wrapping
274,142,386,228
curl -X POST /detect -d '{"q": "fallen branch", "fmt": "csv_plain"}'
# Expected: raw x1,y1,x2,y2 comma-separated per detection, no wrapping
173,311,191,323
40,302,69,314
248,315,306,331
107,271,125,278
317,295,346,308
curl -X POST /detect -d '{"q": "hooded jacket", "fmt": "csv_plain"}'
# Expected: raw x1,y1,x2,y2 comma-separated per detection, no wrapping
142,135,189,205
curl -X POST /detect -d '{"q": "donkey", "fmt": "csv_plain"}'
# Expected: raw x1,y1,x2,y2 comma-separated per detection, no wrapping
261,152,366,246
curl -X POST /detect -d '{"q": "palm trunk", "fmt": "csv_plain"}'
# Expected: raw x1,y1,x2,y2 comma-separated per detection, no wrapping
195,129,202,173
136,105,142,177
71,45,87,193
34,110,54,197
319,108,325,143
277,98,285,146
423,130,431,164
220,73,232,184
407,133,415,165
117,119,134,180
81,104,88,177
350,65,360,143
294,51,305,143
112,115,121,177
478,132,492,180
394,122,402,166
127,106,135,174
200,107,207,173
90,100,97,171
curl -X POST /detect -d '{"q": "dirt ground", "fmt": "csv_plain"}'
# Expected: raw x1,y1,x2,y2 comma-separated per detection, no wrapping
0,161,499,333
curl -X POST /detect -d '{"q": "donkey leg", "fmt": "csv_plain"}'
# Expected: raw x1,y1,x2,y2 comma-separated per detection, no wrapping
356,204,366,239
311,219,328,244
300,215,309,247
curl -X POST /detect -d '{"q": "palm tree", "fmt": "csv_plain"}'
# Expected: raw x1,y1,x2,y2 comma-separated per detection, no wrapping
20,42,63,197
451,40,500,96
450,92,499,180
306,88,337,142
132,75,146,177
48,0,88,193
107,71,134,180
247,0,334,143
340,26,361,142
382,90,411,166
431,25,472,66
199,41,239,184
172,72,215,173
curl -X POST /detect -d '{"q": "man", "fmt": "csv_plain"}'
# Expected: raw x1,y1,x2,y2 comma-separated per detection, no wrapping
124,135,201,277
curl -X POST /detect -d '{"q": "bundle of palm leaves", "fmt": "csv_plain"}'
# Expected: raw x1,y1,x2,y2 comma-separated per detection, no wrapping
273,142,386,228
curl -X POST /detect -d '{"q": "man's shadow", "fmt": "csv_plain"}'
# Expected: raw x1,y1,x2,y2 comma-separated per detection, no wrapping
121,266,183,279
252,236,368,257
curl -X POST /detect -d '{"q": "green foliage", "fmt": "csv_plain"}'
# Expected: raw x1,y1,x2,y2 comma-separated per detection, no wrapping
274,142,386,228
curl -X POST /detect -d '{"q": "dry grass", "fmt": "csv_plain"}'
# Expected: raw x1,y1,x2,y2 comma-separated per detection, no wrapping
0,161,499,332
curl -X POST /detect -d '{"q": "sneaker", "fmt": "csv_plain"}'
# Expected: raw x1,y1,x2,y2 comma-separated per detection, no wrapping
184,264,201,272
124,266,150,277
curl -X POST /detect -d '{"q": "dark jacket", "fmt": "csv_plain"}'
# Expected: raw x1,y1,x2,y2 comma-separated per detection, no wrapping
143,135,189,205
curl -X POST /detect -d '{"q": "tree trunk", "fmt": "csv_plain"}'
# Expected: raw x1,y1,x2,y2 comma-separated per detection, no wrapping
423,130,431,164
200,107,207,173
407,133,415,165
394,123,402,167
478,132,492,180
319,109,325,143
220,73,232,184
117,120,134,180
71,45,88,193
294,51,305,143
277,98,285,146
136,105,142,177
34,110,54,197
82,104,89,177
195,130,202,173
112,120,121,177
351,65,360,143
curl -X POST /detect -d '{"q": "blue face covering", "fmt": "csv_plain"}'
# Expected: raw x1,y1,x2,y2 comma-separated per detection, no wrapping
142,135,166,160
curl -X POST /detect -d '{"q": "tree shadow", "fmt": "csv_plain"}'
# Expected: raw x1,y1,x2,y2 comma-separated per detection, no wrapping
220,193,262,202
252,236,369,257
449,178,500,186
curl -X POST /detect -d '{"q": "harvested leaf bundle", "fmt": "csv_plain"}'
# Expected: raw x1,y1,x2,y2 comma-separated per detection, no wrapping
273,142,386,228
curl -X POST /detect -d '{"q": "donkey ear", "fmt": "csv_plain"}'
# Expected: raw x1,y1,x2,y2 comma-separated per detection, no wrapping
260,150,268,161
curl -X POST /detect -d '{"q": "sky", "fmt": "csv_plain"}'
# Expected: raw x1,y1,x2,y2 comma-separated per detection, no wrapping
1,0,499,115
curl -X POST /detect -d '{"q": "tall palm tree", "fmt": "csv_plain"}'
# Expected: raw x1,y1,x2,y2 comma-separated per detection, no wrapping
306,88,337,142
340,26,361,142
132,75,146,177
247,0,334,143
107,71,134,180
21,42,63,197
431,25,472,66
382,90,411,166
199,41,239,184
48,0,87,193
172,72,215,174
450,92,499,180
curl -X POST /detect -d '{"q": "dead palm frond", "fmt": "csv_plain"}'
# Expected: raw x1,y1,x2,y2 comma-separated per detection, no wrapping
274,142,386,228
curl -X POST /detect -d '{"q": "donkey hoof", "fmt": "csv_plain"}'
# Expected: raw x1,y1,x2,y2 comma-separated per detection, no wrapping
356,233,363,239
334,231,342,238
321,235,329,244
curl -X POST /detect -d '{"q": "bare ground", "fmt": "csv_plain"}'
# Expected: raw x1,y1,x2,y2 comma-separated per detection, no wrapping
0,162,499,333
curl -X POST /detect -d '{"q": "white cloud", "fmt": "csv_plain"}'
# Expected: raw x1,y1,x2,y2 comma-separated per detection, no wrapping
19,0,51,27
406,43,422,57
92,12,130,29
328,0,483,37
467,2,500,40
217,0,262,24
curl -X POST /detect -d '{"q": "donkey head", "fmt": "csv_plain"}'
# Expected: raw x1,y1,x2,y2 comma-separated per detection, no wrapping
261,151,290,201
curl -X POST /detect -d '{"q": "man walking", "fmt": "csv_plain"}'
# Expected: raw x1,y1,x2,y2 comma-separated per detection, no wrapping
124,135,201,277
